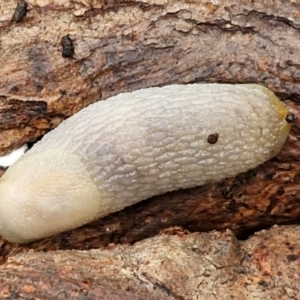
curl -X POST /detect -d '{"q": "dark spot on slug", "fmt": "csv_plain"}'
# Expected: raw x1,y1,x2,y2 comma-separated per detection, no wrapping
61,35,74,58
207,133,219,144
12,1,28,23
285,113,295,123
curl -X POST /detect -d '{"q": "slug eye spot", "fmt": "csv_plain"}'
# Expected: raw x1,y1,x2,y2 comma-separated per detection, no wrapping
207,133,219,144
285,113,295,124
12,1,28,23
61,35,75,58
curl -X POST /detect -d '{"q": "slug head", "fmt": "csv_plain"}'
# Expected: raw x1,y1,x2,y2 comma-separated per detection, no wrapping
0,149,101,243
248,84,292,157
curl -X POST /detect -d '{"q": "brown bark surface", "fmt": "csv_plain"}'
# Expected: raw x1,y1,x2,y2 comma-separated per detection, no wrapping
1,225,300,299
1,0,300,298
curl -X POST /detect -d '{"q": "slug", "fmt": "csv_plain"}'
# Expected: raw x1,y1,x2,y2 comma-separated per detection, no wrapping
0,84,292,243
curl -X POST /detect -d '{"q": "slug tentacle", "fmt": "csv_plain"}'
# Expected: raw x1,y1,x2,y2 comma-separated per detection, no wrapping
0,84,292,243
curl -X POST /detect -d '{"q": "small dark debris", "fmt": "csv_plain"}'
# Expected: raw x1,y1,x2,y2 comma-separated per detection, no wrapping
207,133,219,144
12,1,28,23
228,199,237,211
61,35,75,58
286,254,298,262
60,90,67,96
285,113,295,124
35,83,44,92
276,186,285,196
285,242,295,251
10,86,19,92
264,173,273,180
258,280,269,287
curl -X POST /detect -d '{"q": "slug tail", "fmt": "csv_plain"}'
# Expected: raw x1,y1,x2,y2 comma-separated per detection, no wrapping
0,149,102,243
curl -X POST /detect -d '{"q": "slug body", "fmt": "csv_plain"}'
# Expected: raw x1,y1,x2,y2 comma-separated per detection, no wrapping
0,84,291,243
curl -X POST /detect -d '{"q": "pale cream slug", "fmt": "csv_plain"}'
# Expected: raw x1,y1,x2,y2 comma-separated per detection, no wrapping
0,84,292,243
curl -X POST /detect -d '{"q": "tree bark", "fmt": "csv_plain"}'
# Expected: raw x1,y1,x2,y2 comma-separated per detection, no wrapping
1,226,300,299
1,0,300,297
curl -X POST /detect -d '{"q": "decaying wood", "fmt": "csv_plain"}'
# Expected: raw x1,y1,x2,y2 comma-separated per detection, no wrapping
0,226,299,299
1,0,300,297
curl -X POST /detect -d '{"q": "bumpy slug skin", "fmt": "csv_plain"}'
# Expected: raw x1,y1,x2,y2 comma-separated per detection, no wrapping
0,84,292,243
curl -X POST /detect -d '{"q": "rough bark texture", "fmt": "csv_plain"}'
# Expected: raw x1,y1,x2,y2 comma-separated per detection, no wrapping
1,226,300,299
1,0,300,298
